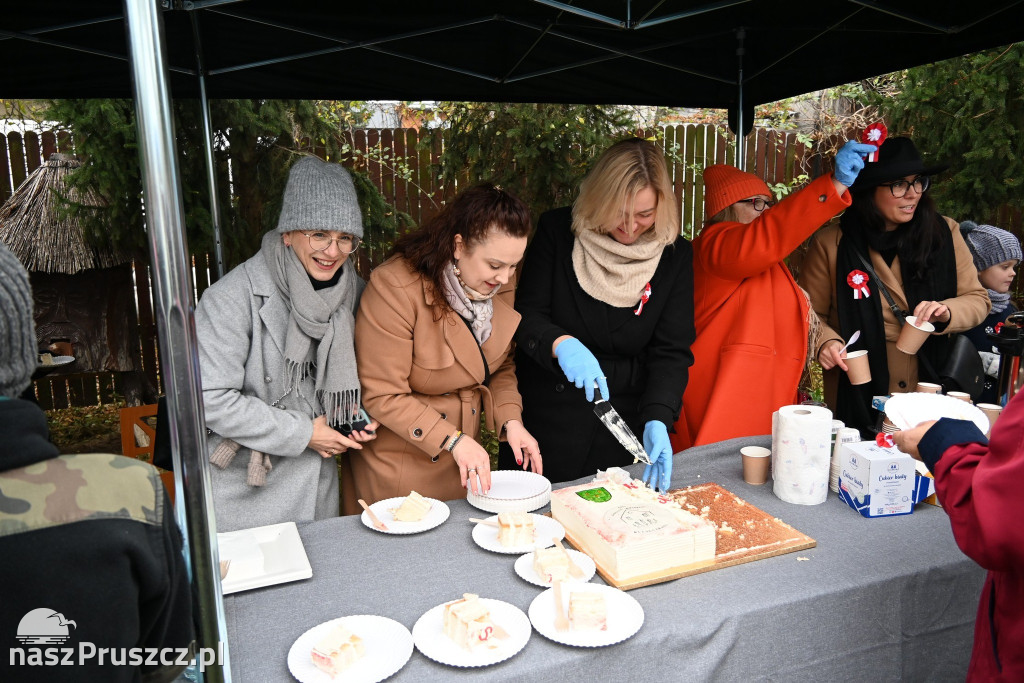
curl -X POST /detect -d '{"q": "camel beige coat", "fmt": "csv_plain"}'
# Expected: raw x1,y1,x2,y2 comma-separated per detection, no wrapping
343,256,523,513
800,217,989,408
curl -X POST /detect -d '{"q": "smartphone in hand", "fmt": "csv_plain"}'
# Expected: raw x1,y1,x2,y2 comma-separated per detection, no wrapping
339,407,374,436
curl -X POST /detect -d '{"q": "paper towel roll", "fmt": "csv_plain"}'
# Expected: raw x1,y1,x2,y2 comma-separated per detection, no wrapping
830,427,861,493
772,404,833,505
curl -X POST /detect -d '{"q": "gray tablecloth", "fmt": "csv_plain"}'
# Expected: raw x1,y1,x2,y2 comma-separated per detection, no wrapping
223,435,985,682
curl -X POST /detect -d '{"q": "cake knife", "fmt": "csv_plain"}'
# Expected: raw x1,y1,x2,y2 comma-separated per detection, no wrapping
592,387,651,465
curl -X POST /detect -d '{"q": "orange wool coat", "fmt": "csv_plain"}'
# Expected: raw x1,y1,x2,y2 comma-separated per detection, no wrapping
342,256,523,514
672,174,851,451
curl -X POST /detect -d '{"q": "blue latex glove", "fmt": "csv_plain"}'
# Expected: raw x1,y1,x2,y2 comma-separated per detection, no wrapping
641,420,673,492
833,140,879,187
554,337,608,402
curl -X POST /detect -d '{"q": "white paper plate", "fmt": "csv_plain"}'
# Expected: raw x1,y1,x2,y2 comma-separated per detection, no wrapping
885,392,989,433
466,470,551,514
528,584,644,647
218,522,312,595
471,514,565,554
360,497,450,535
412,597,530,667
38,355,75,368
514,549,596,587
287,615,413,683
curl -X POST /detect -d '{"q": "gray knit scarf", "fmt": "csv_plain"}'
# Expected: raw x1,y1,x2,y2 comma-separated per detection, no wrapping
442,261,494,345
261,231,361,426
989,289,1011,314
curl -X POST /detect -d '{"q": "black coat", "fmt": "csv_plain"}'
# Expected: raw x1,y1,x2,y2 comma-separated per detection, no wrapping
500,207,695,482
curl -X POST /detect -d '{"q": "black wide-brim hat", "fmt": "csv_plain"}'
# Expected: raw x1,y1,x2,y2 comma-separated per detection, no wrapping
851,136,949,189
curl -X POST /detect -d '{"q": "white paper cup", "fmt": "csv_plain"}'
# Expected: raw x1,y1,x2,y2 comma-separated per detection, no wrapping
896,316,935,354
740,446,772,485
947,391,972,403
843,349,871,385
916,382,942,394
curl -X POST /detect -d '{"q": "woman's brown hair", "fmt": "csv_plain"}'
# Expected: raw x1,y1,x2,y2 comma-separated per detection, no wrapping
392,183,531,315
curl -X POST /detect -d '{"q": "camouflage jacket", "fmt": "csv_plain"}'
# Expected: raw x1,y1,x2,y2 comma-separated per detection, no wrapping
0,398,194,683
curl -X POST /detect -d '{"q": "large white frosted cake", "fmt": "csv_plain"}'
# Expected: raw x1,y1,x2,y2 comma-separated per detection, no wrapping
551,469,715,582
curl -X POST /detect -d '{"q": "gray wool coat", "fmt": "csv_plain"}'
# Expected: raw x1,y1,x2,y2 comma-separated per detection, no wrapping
195,250,364,533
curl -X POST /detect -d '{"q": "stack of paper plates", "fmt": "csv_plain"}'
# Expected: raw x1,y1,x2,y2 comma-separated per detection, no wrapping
884,392,989,433
466,471,551,513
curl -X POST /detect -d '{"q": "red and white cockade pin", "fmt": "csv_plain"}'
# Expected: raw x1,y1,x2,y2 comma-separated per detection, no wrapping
634,282,652,316
847,269,871,299
876,432,894,448
862,122,887,162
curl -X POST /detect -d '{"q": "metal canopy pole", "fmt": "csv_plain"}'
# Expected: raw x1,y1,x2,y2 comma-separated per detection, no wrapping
735,27,746,170
190,10,226,279
121,0,230,680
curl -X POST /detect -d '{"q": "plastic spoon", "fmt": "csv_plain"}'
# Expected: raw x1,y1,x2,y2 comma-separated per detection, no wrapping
838,330,861,355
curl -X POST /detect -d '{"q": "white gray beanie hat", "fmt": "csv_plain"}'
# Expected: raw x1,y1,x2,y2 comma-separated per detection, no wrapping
960,220,1022,272
276,156,364,238
0,243,37,399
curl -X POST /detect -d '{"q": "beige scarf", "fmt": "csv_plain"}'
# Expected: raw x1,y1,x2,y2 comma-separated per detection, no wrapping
442,261,494,344
571,226,665,307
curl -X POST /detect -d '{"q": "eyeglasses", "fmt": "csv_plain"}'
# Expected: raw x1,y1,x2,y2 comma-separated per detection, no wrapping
736,198,773,212
883,176,930,198
300,231,360,254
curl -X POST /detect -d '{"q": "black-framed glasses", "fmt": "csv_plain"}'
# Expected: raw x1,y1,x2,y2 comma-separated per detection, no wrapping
736,198,773,212
883,176,930,198
300,231,360,254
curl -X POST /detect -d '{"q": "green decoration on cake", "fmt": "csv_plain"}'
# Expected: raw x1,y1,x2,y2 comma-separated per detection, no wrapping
576,487,611,503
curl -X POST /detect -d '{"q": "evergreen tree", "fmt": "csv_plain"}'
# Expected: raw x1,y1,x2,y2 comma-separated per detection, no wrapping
43,99,410,270
882,43,1024,224
425,102,637,220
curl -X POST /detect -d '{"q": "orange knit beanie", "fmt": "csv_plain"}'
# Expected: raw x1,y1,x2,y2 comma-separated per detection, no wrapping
702,165,772,219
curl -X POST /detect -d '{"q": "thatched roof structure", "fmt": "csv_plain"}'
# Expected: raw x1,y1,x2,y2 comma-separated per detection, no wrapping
0,153,128,273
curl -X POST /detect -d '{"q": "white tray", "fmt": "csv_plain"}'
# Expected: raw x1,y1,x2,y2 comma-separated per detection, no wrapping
471,514,564,554
514,549,596,587
218,522,312,595
466,470,551,514
528,583,644,647
412,597,530,667
287,614,413,683
360,497,450,534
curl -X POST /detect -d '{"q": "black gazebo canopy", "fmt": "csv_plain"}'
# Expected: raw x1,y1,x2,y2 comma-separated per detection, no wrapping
4,4,1023,680
5,1,1024,131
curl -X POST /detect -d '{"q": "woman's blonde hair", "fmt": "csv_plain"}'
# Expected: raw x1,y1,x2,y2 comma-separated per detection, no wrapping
571,138,679,246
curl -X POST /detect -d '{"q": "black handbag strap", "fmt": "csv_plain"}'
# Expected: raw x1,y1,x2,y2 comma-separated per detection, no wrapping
854,251,908,325
853,250,942,383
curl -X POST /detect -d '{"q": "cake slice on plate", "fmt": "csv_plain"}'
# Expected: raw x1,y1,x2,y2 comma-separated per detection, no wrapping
532,546,570,584
496,511,534,547
390,490,431,522
568,592,607,631
442,593,503,650
310,622,365,678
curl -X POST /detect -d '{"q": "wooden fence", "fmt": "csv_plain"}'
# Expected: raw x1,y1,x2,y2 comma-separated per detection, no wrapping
3,124,811,409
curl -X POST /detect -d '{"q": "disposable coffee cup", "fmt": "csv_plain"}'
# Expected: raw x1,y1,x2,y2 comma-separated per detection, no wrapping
896,315,935,354
947,391,972,403
740,446,772,485
842,350,871,385
977,403,1002,435
916,382,942,394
